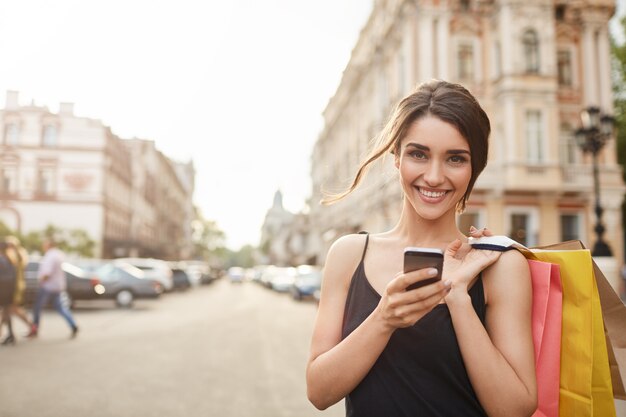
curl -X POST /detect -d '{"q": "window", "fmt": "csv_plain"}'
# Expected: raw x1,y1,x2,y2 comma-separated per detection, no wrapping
494,41,502,78
526,110,544,163
560,214,580,242
42,124,57,147
37,168,55,196
523,29,540,73
559,124,578,165
458,43,474,81
555,5,566,21
510,214,530,246
506,207,538,247
557,49,572,86
397,52,406,97
4,123,19,146
0,167,17,194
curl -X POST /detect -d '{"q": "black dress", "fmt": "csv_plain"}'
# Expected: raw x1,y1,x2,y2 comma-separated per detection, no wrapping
0,255,16,307
341,234,488,417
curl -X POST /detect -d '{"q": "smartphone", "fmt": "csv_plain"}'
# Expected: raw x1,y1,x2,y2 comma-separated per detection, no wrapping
403,247,444,291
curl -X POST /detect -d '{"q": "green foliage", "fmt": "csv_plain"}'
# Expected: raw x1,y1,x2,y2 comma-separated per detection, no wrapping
612,15,626,179
191,206,227,262
0,222,95,257
611,15,626,259
225,245,256,269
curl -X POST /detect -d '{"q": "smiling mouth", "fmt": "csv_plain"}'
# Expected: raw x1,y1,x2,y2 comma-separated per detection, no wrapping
417,187,448,198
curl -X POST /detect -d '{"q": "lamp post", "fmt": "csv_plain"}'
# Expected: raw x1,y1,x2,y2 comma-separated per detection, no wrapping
575,106,616,257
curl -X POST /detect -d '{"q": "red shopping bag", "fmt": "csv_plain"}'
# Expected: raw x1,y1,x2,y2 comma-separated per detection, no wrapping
528,260,562,417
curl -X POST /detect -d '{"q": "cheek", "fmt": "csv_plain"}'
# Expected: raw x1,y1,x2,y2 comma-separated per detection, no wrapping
455,168,472,190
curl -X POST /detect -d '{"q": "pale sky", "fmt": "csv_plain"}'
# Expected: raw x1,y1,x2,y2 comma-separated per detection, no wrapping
2,1,624,250
0,0,373,250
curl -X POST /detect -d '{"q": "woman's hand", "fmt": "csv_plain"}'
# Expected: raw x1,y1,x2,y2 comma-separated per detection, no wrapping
375,268,451,330
443,239,501,298
468,225,493,239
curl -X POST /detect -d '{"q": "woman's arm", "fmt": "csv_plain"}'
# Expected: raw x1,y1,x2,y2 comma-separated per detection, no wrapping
447,248,537,417
306,234,450,410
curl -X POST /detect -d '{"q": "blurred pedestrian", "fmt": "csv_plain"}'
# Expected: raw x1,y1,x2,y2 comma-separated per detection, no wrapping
306,80,536,415
28,238,79,339
2,236,37,336
0,240,17,345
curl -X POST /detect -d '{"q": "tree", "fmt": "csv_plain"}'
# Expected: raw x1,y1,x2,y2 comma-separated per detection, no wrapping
0,222,95,257
612,15,626,176
611,15,626,259
191,206,226,262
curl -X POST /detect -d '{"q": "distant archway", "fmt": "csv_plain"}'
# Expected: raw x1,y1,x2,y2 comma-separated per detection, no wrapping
0,206,21,233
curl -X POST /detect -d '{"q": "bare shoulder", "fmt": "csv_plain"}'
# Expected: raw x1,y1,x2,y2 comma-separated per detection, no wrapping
482,249,531,304
326,234,368,269
324,234,369,287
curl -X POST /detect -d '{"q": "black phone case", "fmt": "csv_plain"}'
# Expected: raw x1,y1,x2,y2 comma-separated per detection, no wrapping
404,250,443,290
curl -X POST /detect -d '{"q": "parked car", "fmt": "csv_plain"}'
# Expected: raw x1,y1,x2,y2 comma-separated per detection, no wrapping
181,260,214,285
24,261,106,308
92,261,163,308
115,258,174,292
227,266,245,283
169,263,192,290
265,266,297,292
290,265,322,301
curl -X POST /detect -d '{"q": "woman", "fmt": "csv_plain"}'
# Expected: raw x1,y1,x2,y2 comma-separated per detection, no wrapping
3,236,36,336
306,81,537,416
0,240,17,345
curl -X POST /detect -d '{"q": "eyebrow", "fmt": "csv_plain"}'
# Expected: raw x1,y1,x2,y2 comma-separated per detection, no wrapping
405,142,471,155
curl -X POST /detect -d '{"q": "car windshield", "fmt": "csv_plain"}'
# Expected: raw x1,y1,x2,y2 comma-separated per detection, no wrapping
96,262,144,279
62,262,88,278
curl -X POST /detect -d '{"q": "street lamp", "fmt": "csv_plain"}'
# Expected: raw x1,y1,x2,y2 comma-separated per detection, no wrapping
575,106,616,257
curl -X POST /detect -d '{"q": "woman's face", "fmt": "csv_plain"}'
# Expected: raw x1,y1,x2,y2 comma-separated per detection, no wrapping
395,115,472,221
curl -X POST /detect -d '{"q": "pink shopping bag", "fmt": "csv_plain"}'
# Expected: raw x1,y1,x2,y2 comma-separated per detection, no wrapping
529,260,563,417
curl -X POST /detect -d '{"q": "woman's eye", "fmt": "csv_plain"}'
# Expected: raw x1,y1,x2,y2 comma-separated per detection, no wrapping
449,155,468,164
409,151,427,159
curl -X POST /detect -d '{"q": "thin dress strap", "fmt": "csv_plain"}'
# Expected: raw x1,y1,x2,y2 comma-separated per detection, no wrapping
359,232,369,263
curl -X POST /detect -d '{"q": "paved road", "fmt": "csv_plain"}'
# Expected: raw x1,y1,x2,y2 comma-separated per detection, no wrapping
0,279,344,417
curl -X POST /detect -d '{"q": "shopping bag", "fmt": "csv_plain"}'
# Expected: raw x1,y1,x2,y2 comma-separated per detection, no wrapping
470,236,618,416
538,240,626,402
528,260,562,417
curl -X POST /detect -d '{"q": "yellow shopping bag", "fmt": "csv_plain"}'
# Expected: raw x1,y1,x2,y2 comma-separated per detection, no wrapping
528,249,614,417
470,237,620,416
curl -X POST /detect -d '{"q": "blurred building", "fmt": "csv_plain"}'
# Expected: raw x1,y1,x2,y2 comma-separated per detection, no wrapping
310,0,624,266
259,190,318,266
0,91,195,259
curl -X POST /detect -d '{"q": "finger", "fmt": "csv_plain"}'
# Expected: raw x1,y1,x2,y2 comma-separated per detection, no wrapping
444,239,463,258
389,267,439,293
404,278,450,301
401,287,449,315
469,225,493,238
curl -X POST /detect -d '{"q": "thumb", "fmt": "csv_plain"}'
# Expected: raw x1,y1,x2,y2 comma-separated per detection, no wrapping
445,239,463,258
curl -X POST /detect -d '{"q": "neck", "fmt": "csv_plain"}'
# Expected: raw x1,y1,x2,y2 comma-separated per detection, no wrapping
389,201,466,249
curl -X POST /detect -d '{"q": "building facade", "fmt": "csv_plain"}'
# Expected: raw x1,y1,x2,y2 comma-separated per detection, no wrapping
0,91,195,259
310,0,624,271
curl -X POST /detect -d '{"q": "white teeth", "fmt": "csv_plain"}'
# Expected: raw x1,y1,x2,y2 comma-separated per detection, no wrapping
419,188,446,198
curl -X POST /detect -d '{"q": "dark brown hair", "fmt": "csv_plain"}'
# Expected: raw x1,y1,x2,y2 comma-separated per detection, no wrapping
322,80,490,211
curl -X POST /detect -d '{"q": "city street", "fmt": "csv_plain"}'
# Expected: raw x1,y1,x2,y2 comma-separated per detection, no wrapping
0,279,344,417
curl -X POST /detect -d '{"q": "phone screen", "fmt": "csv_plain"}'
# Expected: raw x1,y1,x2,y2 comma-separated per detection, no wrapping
404,247,444,290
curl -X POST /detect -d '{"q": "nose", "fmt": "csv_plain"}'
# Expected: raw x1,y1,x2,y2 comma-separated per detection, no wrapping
423,160,444,187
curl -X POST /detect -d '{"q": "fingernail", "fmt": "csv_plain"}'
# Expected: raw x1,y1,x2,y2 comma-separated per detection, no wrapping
469,226,477,232
444,280,452,287
427,268,438,276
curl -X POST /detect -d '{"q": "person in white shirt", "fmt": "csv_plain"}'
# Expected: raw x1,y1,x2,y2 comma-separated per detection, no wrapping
28,238,78,339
